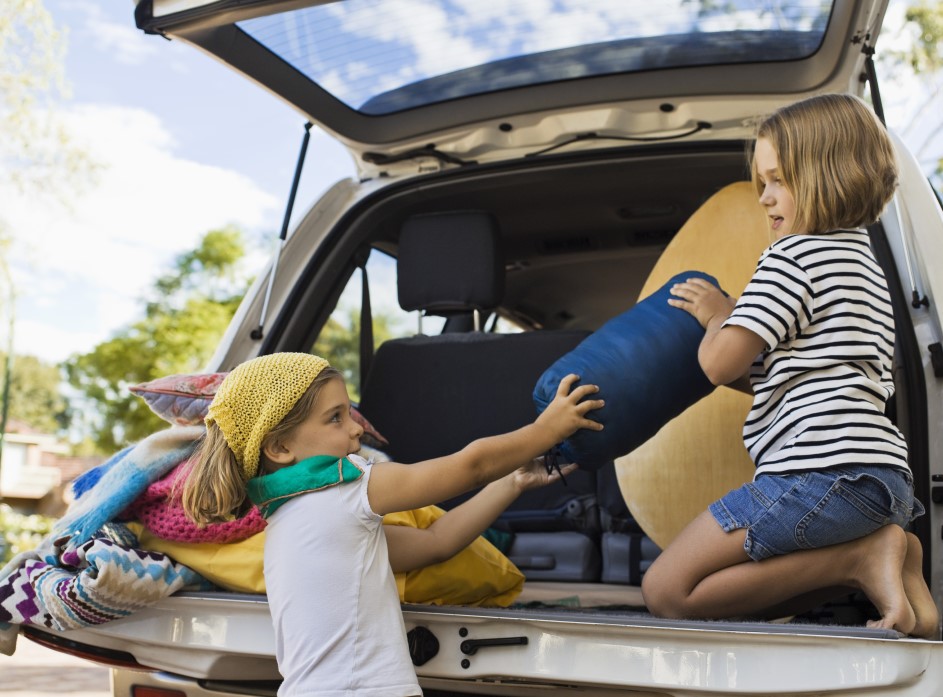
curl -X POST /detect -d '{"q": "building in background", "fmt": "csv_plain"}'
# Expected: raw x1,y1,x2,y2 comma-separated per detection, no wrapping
0,419,101,517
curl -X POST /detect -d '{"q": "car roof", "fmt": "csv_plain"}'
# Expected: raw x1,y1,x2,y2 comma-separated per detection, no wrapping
135,0,887,176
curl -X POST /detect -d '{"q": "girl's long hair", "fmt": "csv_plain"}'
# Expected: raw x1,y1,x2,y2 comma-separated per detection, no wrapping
180,366,343,526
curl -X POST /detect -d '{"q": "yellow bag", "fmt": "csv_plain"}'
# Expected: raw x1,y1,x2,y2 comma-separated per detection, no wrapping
130,522,266,594
130,505,524,606
383,505,524,607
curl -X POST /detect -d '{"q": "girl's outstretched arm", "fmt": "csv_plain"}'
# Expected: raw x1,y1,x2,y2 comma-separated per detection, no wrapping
368,374,602,516
668,277,764,387
384,461,578,573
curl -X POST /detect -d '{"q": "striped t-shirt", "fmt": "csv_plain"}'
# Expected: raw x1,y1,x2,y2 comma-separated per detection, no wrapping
723,229,909,477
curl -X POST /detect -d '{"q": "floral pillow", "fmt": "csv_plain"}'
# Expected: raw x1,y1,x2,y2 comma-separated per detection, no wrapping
130,371,390,448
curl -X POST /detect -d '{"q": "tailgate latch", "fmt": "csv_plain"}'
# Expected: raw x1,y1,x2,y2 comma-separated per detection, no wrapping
459,634,528,655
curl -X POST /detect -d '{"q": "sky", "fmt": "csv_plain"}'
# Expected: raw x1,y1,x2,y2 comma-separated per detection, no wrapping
4,0,358,366
2,0,940,367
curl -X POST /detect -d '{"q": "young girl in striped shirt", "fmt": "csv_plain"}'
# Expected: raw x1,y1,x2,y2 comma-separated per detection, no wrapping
643,93,938,638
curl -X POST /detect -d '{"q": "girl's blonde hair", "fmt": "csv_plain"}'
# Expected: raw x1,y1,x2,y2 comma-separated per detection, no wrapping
181,366,343,526
751,93,898,235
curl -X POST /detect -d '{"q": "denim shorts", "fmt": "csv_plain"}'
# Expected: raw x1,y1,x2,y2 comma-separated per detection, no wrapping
709,465,925,562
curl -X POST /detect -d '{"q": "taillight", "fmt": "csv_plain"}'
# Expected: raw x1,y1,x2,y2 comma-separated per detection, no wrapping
22,627,150,671
131,688,187,697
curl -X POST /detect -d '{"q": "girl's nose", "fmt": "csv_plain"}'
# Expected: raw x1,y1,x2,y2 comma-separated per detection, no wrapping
351,420,364,438
759,185,774,206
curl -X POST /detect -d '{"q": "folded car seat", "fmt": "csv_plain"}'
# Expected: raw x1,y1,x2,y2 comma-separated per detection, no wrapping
357,211,602,580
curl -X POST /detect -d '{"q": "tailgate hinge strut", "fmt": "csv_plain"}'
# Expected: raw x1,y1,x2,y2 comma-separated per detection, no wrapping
251,121,313,340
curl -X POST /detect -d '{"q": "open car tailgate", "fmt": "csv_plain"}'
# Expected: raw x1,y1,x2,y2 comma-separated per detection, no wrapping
21,591,943,695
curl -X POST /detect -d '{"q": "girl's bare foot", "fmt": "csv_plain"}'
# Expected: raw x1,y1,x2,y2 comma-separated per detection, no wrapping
853,525,915,635
902,532,940,639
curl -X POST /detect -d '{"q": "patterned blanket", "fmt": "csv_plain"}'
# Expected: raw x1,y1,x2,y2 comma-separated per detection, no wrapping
0,426,208,655
51,426,204,553
0,524,207,627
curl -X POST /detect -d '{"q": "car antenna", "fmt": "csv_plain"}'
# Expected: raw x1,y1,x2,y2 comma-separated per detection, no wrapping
251,121,313,341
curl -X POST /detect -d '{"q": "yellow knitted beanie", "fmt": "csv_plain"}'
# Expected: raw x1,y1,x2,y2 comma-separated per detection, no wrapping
206,353,331,482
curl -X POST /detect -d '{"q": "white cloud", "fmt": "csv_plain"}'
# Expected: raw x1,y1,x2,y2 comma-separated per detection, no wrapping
66,0,160,66
87,18,159,66
12,316,111,363
305,0,702,106
4,103,281,364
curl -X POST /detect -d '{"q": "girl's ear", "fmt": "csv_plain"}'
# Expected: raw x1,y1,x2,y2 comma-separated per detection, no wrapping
263,439,295,465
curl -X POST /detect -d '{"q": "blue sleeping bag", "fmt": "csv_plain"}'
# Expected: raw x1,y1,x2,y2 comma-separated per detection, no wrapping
533,270,722,469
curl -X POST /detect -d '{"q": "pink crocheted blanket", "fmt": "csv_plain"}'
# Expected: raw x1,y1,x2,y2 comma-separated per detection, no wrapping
123,459,266,544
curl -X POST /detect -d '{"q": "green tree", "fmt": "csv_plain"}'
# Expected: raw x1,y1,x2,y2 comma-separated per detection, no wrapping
879,1,943,186
902,1,943,74
66,228,249,452
0,352,68,433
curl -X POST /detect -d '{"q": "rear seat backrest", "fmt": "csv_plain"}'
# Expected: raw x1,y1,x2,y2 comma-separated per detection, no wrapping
357,211,601,580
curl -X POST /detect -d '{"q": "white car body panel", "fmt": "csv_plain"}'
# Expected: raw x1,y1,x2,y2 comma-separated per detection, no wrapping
29,593,943,695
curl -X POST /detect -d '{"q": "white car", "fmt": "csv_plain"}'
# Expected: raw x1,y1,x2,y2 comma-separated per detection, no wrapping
21,0,943,695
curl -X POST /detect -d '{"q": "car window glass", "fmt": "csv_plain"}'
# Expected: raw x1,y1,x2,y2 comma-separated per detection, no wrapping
238,0,833,115
311,248,525,397
311,249,462,399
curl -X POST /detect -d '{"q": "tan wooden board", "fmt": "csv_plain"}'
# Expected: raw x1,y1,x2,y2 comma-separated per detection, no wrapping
615,181,771,550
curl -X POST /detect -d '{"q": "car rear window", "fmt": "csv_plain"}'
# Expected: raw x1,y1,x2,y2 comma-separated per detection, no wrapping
238,0,834,115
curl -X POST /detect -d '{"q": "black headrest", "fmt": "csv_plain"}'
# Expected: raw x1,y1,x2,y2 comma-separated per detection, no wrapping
397,211,505,315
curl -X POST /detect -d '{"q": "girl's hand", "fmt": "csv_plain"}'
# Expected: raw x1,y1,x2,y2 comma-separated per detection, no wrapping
536,374,605,442
508,458,579,493
667,278,737,329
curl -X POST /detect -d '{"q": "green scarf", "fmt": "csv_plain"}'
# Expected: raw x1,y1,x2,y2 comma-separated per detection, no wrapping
246,455,364,518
